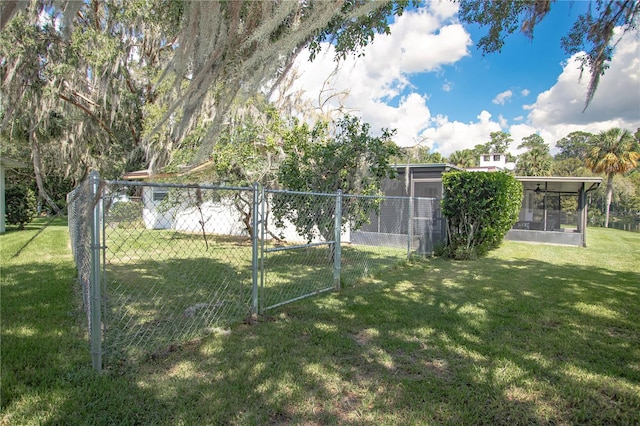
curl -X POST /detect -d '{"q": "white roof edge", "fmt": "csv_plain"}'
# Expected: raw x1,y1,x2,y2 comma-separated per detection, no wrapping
514,176,603,183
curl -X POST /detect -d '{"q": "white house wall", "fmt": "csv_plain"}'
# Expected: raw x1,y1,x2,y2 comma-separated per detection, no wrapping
173,201,248,236
141,186,350,243
142,186,177,230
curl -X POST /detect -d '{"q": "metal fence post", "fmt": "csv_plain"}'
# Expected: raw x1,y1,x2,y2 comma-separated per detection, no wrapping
333,190,342,291
89,171,102,372
407,197,414,260
251,183,260,316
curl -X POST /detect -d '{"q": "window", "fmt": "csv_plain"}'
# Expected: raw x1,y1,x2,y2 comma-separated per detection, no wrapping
483,155,490,162
412,179,442,198
493,154,501,161
152,190,168,202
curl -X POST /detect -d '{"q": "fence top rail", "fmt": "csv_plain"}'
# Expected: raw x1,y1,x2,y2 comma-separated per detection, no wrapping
265,240,334,253
265,188,440,201
264,188,338,198
66,180,91,202
100,179,441,201
106,180,253,192
343,193,440,201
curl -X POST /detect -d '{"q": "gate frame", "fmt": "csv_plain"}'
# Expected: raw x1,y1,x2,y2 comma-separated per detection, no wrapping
258,188,343,313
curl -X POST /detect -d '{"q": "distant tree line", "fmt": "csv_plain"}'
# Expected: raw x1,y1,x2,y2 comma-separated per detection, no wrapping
416,128,640,228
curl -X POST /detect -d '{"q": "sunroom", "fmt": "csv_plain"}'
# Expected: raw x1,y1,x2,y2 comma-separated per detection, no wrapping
507,176,602,247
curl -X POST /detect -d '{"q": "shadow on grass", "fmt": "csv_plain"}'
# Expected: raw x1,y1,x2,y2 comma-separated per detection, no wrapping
2,261,169,423
2,217,57,234
261,243,407,310
5,219,638,424
1,260,91,415
7,216,60,259
42,255,638,424
1,228,189,424
102,234,409,363
104,256,253,363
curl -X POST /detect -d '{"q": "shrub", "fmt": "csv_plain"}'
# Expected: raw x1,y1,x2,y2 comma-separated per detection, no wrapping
441,171,522,260
5,184,37,230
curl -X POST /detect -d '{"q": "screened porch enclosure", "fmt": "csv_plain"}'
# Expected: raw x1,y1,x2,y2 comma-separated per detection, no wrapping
507,177,602,247
350,164,454,254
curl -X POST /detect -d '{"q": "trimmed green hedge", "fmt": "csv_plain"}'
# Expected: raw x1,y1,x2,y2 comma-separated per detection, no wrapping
441,171,522,259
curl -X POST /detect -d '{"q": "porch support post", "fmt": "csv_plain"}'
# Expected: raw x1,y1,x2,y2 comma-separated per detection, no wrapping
579,183,588,247
543,182,548,231
407,197,414,259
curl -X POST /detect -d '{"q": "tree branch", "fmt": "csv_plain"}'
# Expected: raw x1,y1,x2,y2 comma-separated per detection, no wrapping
58,93,114,137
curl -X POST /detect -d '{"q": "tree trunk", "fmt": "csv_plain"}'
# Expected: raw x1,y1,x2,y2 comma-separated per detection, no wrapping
30,130,62,216
604,172,614,228
319,226,336,263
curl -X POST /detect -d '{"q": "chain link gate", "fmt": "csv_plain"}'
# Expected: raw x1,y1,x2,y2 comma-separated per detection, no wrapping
102,179,256,365
259,189,343,312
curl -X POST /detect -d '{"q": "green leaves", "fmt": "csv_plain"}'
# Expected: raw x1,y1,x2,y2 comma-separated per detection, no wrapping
586,128,640,175
442,171,523,259
458,0,640,109
275,114,399,242
5,184,37,230
458,0,545,55
279,115,399,195
585,127,640,227
516,134,553,176
310,1,412,61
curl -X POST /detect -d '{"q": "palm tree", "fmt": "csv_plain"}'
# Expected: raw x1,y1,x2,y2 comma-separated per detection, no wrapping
448,149,478,168
516,134,553,176
586,128,640,227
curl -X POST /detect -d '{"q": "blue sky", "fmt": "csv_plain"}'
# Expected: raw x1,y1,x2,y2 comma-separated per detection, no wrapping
417,1,590,127
281,1,640,157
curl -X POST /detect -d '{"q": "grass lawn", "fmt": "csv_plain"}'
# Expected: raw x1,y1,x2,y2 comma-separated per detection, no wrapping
103,223,406,361
1,218,639,424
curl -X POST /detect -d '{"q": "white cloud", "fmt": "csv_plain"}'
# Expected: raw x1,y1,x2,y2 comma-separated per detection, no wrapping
422,28,639,157
277,3,471,147
277,10,639,161
508,124,552,152
524,29,640,148
507,31,640,157
492,90,513,105
421,111,502,156
385,93,433,146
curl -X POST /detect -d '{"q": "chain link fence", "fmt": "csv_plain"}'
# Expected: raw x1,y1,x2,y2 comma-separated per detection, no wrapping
261,189,341,312
103,181,256,364
67,172,445,370
67,178,91,320
67,174,103,370
343,194,445,282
